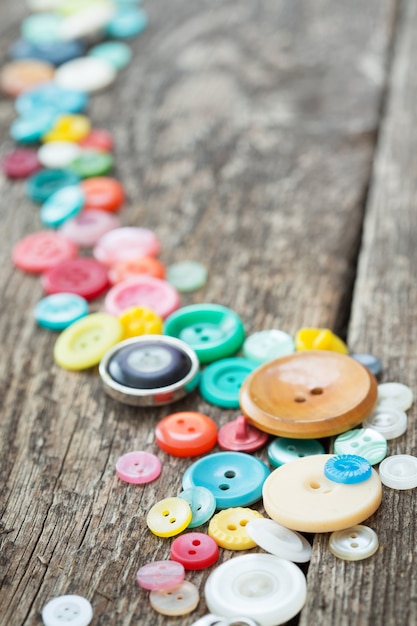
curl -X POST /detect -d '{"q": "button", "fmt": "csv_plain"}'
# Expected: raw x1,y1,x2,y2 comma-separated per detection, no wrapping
78,129,114,152
80,177,124,212
351,353,383,378
329,525,379,561
119,306,163,338
89,41,132,70
15,83,88,117
0,59,55,97
240,351,378,439
105,6,148,38
105,276,179,319
43,113,91,143
205,553,307,626
40,185,85,228
59,209,120,247
191,616,261,626
171,532,219,569
109,257,166,284
379,454,417,490
59,3,116,40
147,497,192,537
12,230,78,274
26,169,81,203
3,148,41,179
177,487,216,528
243,330,295,364
324,454,372,484
245,518,312,563
34,293,88,330
115,450,161,484
262,454,382,533
68,150,113,179
164,303,245,364
93,227,160,266
38,141,82,169
99,335,200,406
42,258,109,300
167,261,208,293
182,451,270,509
333,428,387,465
9,38,86,67
295,327,348,354
267,437,325,468
155,412,218,457
218,416,268,452
377,382,413,411
149,581,199,616
11,110,57,144
208,507,263,550
54,312,123,370
363,406,408,440
136,560,185,591
42,595,93,626
200,358,258,408
21,13,62,45
55,57,116,93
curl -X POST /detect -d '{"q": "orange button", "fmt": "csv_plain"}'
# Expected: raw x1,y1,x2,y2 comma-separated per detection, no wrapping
108,256,166,284
80,177,125,212
0,60,55,97
240,351,377,439
155,411,218,457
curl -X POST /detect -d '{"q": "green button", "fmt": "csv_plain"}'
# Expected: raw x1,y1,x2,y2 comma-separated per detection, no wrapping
88,41,132,70
199,357,257,408
68,150,113,178
268,437,325,468
167,261,207,293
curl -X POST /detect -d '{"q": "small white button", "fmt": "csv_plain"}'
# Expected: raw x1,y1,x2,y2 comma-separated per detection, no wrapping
55,58,116,94
377,382,413,411
363,406,407,440
59,4,115,41
42,595,93,626
38,142,82,170
379,454,417,490
329,525,378,561
245,518,311,563
150,581,199,616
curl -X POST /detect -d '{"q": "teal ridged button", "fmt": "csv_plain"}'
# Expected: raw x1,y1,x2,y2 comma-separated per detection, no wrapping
334,428,388,466
178,486,216,528
199,358,257,408
68,151,113,178
10,109,56,144
34,293,89,330
88,42,132,70
167,261,207,293
268,437,325,468
243,329,295,364
40,185,85,228
26,169,81,203
106,6,148,38
164,303,245,364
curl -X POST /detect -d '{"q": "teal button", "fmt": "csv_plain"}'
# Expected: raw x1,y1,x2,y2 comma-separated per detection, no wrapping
178,486,216,528
167,261,207,293
21,13,61,45
106,6,148,38
243,329,295,364
16,84,88,117
199,358,257,408
26,169,81,203
68,151,113,178
40,185,85,228
334,428,388,466
34,293,89,330
10,109,56,144
268,437,325,468
88,41,132,70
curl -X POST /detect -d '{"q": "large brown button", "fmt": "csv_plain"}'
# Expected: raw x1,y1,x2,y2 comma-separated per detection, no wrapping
240,351,377,439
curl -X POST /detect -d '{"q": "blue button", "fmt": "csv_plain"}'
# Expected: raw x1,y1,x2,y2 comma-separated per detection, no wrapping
88,41,132,70
34,293,89,330
9,39,86,67
10,109,57,144
267,437,325,468
182,452,270,509
351,353,382,378
15,83,88,117
105,6,148,38
178,487,216,528
26,169,81,204
199,358,257,408
40,186,85,228
324,454,372,484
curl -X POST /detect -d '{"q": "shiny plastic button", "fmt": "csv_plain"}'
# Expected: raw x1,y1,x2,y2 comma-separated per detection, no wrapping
147,497,192,537
27,169,80,203
69,151,113,179
93,227,160,266
150,581,199,616
243,330,295,364
40,185,84,228
351,353,383,378
119,306,163,338
164,303,245,364
10,38,85,67
0,59,54,97
246,518,311,563
16,83,87,117
208,507,263,550
167,261,207,293
42,258,109,300
333,428,387,466
105,276,179,319
324,454,372,484
115,450,161,484
377,382,413,411
363,406,408,440
59,3,115,40
218,416,268,452
55,57,116,93
89,41,132,70
267,437,325,468
38,141,82,169
182,451,270,509
205,554,307,626
295,327,348,354
42,594,93,626
329,524,379,561
109,257,166,284
379,455,417,490
156,411,218,457
12,230,78,274
200,358,257,408
43,113,91,143
171,532,219,570
81,177,124,212
106,5,148,38
136,560,185,591
10,110,56,144
59,209,120,247
178,487,216,528
21,13,62,45
34,293,88,330
3,148,41,178
78,129,114,152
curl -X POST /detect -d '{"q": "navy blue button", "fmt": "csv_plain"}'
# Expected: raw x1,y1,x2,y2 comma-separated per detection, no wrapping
199,358,257,408
324,454,372,484
9,38,86,67
15,83,88,117
351,353,382,378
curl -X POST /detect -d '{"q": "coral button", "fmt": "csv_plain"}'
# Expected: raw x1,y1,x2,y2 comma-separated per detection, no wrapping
147,497,192,538
81,177,124,212
93,227,160,266
109,257,166,284
171,532,219,570
105,276,180,319
12,231,78,274
115,450,161,484
155,412,218,457
136,560,185,591
42,257,109,300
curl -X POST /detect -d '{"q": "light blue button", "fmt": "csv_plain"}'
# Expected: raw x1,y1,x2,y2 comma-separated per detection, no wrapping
324,454,372,485
34,293,89,330
243,329,295,364
182,452,270,509
10,109,57,144
351,353,383,378
178,486,216,528
106,6,148,38
21,13,62,45
9,38,85,67
40,185,85,228
267,437,325,468
15,84,88,117
26,169,81,204
199,358,257,408
88,41,132,70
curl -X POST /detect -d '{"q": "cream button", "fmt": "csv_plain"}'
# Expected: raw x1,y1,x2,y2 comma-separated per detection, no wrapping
379,454,417,490
262,454,382,533
329,524,379,560
245,518,311,563
377,382,413,411
150,581,199,616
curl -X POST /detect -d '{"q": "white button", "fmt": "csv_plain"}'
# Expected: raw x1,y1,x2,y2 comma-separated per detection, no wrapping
190,616,224,626
204,553,306,626
377,382,413,411
363,406,407,440
59,4,116,41
329,524,378,561
150,581,199,616
38,142,82,169
379,454,417,490
42,595,93,626
245,518,311,563
55,58,116,94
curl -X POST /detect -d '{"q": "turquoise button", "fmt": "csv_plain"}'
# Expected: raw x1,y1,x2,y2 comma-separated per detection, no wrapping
26,169,81,203
88,42,132,70
324,455,372,485
178,487,216,528
106,6,148,38
10,110,56,144
199,358,257,408
243,329,295,364
164,303,245,364
334,428,388,466
267,437,325,468
167,261,207,293
34,293,89,330
15,84,88,117
182,452,270,509
21,13,61,45
40,186,85,228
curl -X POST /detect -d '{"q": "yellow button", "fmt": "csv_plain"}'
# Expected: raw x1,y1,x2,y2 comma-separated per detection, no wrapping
208,507,263,550
54,312,123,370
119,306,163,339
295,328,348,354
147,497,192,538
43,114,91,143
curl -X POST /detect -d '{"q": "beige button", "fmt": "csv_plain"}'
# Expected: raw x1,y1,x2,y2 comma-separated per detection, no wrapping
150,581,199,616
262,454,382,533
0,60,54,97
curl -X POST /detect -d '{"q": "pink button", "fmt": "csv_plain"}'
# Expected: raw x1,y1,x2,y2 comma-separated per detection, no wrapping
170,532,219,570
116,450,162,484
78,128,114,152
93,227,160,267
136,560,185,591
218,415,269,452
105,276,180,319
42,258,109,300
3,148,41,179
59,209,120,247
12,231,78,274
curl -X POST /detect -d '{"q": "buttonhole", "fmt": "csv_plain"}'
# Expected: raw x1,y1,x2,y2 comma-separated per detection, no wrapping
294,394,306,403
224,470,236,478
227,524,237,531
192,540,201,546
351,542,359,548
188,550,197,555
227,376,236,383
239,520,248,527
310,387,323,395
287,445,296,451
177,419,184,424
196,506,202,511
351,442,359,448
162,510,170,517
219,484,230,490
349,533,358,539
187,427,195,432
363,436,371,442
176,595,184,601
169,518,176,524
309,481,320,490
201,336,209,341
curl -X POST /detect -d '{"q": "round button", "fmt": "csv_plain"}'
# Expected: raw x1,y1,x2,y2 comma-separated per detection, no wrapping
218,416,269,452
150,581,199,617
16,83,88,117
262,454,382,533
329,525,379,561
295,327,348,354
200,358,257,409
54,312,123,370
208,507,263,550
155,412,218,457
333,428,387,465
240,351,378,439
324,454,372,484
119,306,163,338
167,261,208,293
115,450,161,484
105,276,179,319
21,13,62,44
377,382,413,411
40,185,85,228
93,227,160,266
363,407,408,440
89,41,132,70
351,353,383,378
182,451,270,509
171,532,219,570
178,487,216,528
43,113,91,143
243,330,295,364
204,553,307,626
12,230,78,274
27,169,81,203
59,209,120,248
245,518,312,563
42,595,93,626
3,148,41,178
59,3,115,40
109,257,166,284
0,59,54,97
106,5,148,38
34,293,88,330
379,455,417,490
11,110,56,144
38,141,82,169
191,616,260,626
136,560,185,591
147,497,192,537
42,258,109,300
69,151,113,179
55,57,116,93
80,177,124,212
164,303,245,364
10,38,86,68
267,437,325,468
78,128,114,152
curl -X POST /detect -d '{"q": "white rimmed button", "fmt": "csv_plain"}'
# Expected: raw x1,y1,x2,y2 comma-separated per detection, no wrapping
42,595,93,626
204,553,306,626
377,382,413,411
150,581,199,616
55,58,116,93
329,524,379,561
363,407,408,440
245,518,311,563
379,454,417,490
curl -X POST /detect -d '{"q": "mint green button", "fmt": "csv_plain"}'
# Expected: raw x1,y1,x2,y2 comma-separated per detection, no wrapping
69,151,113,178
334,428,387,466
88,42,132,70
243,329,295,364
199,357,257,408
21,13,61,45
167,261,207,293
268,437,325,468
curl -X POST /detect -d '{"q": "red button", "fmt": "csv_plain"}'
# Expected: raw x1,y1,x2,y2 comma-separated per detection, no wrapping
155,411,218,457
170,532,219,570
12,231,78,274
78,129,114,152
42,257,109,300
218,415,269,452
3,149,41,179
108,256,166,284
81,177,124,213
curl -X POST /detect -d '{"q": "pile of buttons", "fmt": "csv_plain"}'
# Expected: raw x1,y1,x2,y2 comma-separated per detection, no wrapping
4,3,417,626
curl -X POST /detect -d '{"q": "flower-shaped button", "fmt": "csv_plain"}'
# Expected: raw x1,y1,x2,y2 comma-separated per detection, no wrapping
200,358,257,409
147,497,192,537
324,455,372,484
119,306,163,339
295,327,348,354
208,507,263,550
115,451,161,485
171,532,219,569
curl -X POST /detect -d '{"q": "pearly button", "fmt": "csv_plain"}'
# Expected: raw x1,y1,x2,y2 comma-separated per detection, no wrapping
42,595,93,626
363,406,408,440
150,581,199,616
55,57,116,93
38,141,82,169
377,382,413,412
243,329,295,364
115,450,161,484
333,428,387,465
329,524,379,561
267,436,325,468
147,497,192,537
245,518,311,563
167,261,207,293
379,455,417,490
177,486,216,528
136,560,185,591
208,507,263,550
